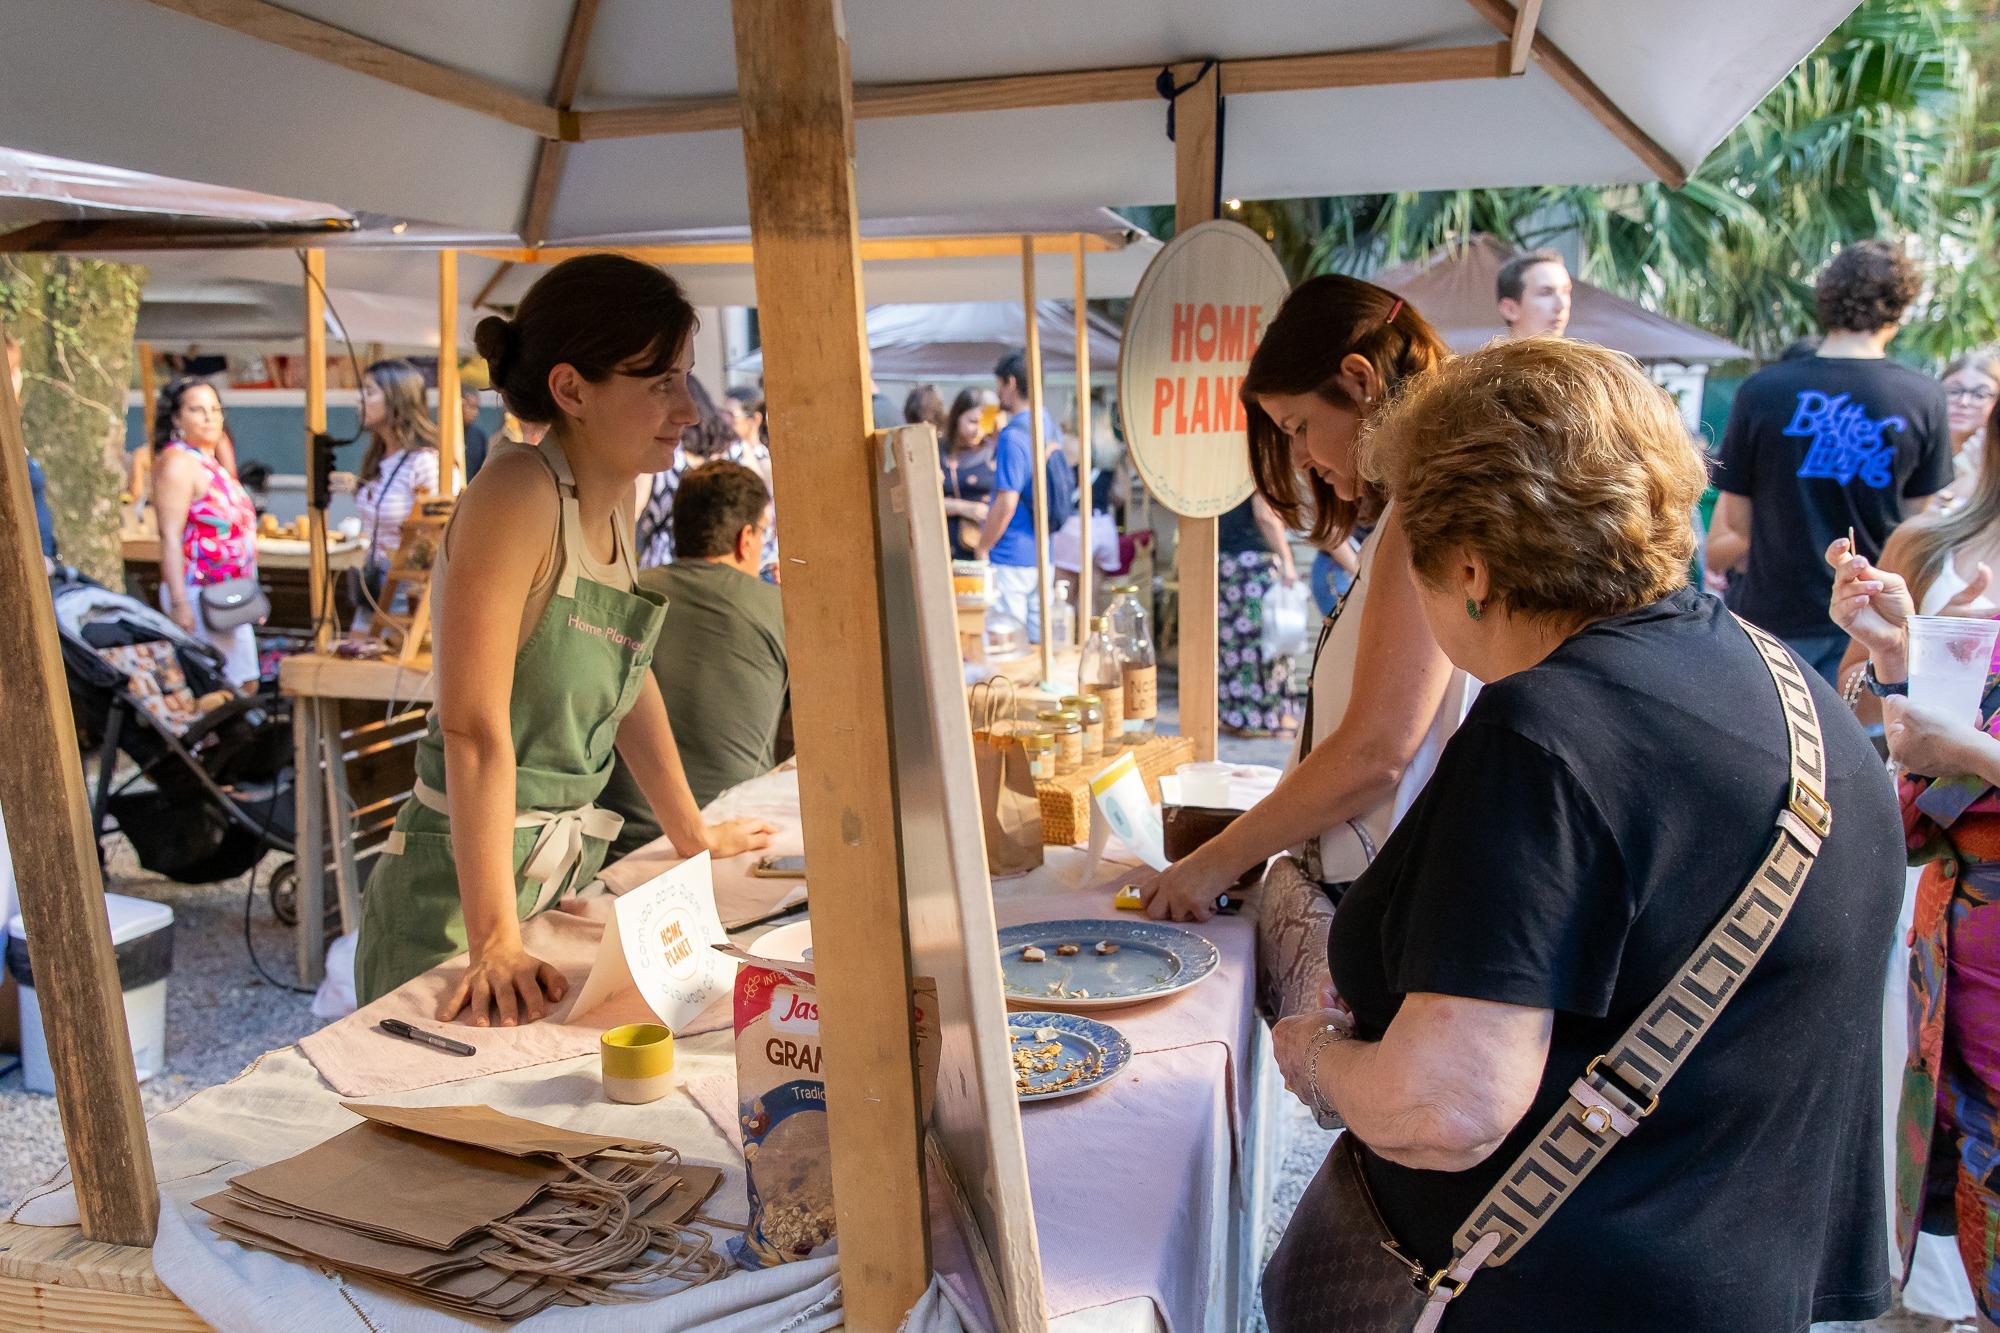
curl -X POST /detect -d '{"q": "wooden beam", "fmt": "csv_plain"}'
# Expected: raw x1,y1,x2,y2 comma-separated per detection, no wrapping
138,0,561,137
1463,0,1686,186
1073,235,1093,641
471,261,515,312
519,0,599,246
1221,41,1509,95
0,323,159,1246
574,43,1516,140
731,0,930,1325
1022,237,1055,684
437,251,462,493
1508,0,1544,75
304,250,331,654
1173,60,1221,764
0,219,351,254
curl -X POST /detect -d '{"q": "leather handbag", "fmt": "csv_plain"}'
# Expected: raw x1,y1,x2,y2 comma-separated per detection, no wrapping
1261,617,1831,1332
198,575,270,631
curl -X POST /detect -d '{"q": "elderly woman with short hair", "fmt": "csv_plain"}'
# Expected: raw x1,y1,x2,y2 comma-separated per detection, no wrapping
1261,339,1902,1332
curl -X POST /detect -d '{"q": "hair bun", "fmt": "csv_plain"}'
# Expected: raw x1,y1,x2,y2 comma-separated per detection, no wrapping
473,314,516,381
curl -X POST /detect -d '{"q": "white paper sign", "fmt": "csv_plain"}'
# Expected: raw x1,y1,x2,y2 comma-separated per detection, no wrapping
569,852,733,1031
1078,751,1168,886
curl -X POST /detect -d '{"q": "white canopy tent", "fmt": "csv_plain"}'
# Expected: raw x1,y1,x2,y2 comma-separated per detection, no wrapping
0,144,348,233
0,4,1864,1329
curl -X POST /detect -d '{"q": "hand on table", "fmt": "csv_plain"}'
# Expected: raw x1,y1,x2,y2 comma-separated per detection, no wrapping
439,942,567,1027
1884,696,1997,780
706,818,777,859
1135,846,1239,922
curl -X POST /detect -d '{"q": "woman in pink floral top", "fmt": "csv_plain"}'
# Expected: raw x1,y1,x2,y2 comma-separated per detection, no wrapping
151,377,260,686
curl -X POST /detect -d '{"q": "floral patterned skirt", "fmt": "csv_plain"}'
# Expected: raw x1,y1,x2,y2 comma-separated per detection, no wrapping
1218,550,1301,736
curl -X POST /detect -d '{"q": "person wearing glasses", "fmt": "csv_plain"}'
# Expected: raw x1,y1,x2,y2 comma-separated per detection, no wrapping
1938,349,2000,508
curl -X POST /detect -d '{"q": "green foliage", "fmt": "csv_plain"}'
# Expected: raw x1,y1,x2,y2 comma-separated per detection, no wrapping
0,256,145,584
1143,0,2000,366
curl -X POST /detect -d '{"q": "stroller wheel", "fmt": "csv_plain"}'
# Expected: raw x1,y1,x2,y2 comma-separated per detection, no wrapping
267,860,298,927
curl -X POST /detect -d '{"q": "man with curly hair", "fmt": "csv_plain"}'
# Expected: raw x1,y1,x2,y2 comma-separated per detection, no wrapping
1708,239,1950,682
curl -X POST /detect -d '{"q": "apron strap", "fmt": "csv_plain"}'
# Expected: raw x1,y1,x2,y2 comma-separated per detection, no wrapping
400,778,624,916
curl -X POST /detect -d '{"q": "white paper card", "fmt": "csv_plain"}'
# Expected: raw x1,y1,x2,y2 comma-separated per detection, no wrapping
1079,751,1168,886
569,851,733,1030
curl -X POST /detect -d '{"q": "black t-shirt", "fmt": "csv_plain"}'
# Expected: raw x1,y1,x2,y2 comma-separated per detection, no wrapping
1325,590,1900,1331
1216,498,1265,555
940,441,999,560
1714,354,1950,636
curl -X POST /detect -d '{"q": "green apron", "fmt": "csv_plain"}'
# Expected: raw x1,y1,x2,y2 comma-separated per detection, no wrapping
356,437,667,1004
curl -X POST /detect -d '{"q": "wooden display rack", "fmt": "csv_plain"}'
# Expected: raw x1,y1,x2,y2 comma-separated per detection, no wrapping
367,495,452,664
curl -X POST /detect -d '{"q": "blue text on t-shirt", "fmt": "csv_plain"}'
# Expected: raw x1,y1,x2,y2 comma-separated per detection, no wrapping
1788,390,1908,489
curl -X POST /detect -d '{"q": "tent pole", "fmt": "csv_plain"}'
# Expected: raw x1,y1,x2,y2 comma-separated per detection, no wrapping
1021,237,1054,684
0,323,159,1246
1172,62,1221,761
304,249,331,654
136,340,156,438
438,250,462,494
1072,234,1092,639
731,0,930,1322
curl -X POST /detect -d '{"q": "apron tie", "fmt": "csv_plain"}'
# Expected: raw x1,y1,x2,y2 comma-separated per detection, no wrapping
402,779,624,915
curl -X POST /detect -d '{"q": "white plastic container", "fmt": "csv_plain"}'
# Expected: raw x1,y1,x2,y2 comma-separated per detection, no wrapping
7,894,174,1094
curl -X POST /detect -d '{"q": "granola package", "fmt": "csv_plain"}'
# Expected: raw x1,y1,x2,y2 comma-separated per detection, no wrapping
725,951,938,1268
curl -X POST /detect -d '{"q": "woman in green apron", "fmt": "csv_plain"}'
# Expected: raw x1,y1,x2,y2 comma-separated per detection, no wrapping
357,255,775,1022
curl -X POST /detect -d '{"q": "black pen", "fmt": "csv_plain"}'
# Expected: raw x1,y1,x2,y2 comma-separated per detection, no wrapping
377,1017,477,1057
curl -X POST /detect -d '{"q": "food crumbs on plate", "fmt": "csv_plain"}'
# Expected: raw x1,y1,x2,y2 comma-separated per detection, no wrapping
1056,943,1081,956
1021,945,1046,963
1009,1028,1106,1096
1095,941,1120,956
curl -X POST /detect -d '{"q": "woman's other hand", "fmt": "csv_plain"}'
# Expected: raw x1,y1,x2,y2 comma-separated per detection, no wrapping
1272,1007,1352,1111
706,818,778,859
1885,696,1998,779
438,942,568,1027
168,598,198,633
1938,562,1997,619
1826,537,1913,660
1136,847,1237,922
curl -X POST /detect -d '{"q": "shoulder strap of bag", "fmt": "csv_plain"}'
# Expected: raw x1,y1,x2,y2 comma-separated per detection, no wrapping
1410,615,1831,1331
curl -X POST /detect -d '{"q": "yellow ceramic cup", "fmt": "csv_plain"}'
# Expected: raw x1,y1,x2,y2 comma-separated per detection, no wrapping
599,1023,675,1104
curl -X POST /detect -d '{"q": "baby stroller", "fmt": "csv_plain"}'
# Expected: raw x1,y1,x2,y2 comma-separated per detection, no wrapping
52,570,295,883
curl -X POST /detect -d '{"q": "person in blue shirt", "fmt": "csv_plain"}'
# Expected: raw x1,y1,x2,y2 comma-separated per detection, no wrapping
972,349,1073,641
5,332,57,564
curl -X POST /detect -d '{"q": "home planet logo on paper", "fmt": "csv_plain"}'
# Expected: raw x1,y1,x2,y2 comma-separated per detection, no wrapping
1118,219,1293,518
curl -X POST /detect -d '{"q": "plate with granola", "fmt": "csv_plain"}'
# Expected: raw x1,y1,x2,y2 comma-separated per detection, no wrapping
996,918,1218,1012
1007,1011,1131,1103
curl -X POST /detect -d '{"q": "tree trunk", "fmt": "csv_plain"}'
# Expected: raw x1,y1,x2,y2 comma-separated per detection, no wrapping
0,256,145,586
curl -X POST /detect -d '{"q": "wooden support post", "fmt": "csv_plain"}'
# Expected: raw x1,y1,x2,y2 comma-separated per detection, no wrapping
0,325,159,1246
731,0,930,1323
1021,237,1055,683
1072,234,1093,637
437,251,462,494
304,249,331,654
1173,61,1221,761
136,341,156,434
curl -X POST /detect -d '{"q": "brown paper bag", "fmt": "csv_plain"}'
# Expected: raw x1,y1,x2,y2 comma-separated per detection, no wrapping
970,678,1044,875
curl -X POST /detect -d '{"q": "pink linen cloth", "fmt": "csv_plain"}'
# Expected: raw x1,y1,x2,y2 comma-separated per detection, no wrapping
300,908,730,1098
686,878,1258,1332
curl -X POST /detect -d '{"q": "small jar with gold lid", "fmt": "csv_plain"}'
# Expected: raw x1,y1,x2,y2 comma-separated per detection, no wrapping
1036,708,1085,774
1022,730,1058,782
1061,693,1105,760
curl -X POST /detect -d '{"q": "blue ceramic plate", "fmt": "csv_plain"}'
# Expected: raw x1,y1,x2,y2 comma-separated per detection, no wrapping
1006,1011,1132,1103
996,918,1219,1012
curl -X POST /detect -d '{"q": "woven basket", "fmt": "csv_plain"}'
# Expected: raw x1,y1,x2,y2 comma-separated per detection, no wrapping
1036,733,1194,845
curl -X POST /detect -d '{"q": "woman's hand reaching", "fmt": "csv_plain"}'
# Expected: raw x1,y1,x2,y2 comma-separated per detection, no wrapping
706,818,778,859
438,941,568,1027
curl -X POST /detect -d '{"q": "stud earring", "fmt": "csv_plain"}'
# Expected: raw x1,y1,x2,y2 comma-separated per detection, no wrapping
1465,598,1483,621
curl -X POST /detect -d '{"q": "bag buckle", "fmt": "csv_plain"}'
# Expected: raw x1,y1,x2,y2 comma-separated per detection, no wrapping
1789,780,1831,839
1378,1239,1426,1287
1583,1056,1659,1119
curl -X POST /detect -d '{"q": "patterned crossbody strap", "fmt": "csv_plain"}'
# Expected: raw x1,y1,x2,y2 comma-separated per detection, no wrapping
1412,617,1831,1328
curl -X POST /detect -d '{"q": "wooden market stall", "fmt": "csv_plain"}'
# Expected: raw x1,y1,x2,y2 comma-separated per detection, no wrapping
0,0,1860,1328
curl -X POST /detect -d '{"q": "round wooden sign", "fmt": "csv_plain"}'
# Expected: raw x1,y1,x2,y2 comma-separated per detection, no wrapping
1117,220,1292,518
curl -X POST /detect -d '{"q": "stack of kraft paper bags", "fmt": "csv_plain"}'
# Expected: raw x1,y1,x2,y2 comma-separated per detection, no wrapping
195,1103,726,1321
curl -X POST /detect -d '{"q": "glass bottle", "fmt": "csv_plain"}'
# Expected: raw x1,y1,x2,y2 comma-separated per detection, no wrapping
1107,583,1157,744
1079,614,1126,744
1049,579,1077,649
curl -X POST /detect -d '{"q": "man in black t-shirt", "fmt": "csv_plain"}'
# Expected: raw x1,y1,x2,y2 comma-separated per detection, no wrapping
1710,239,1951,682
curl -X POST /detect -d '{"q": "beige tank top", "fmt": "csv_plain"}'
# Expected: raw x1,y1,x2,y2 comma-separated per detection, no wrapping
1286,507,1474,882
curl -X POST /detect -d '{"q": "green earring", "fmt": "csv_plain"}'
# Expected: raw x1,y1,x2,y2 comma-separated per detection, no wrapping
1465,598,1483,621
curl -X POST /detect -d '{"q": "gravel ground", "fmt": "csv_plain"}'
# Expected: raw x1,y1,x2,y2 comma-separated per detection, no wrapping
0,833,324,1211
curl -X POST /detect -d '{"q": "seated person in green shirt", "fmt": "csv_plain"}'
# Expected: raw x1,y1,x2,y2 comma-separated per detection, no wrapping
600,461,789,859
